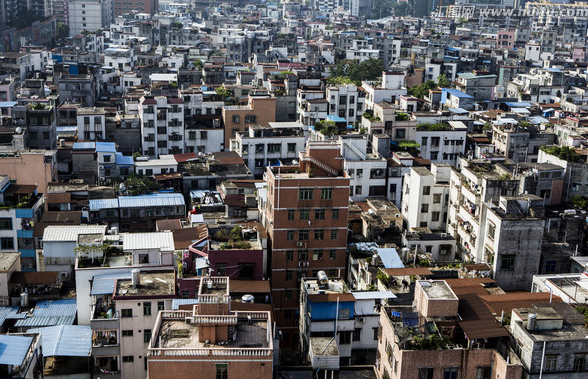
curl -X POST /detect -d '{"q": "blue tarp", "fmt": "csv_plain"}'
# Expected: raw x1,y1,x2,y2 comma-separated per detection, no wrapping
29,325,91,357
378,248,404,269
95,142,116,153
0,335,33,365
115,152,134,166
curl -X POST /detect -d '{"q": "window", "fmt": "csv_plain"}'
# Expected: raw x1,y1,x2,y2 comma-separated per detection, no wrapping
313,250,323,260
432,212,440,222
288,210,295,220
217,264,227,276
285,290,292,301
285,270,293,281
419,368,434,379
500,255,515,271
314,230,324,240
143,329,152,344
423,186,431,196
123,356,134,363
339,331,352,344
245,115,257,123
287,231,294,240
288,143,296,152
299,230,309,240
573,354,586,372
443,367,458,379
216,363,228,379
300,209,310,220
355,186,362,195
421,137,428,146
321,188,332,200
0,219,12,230
0,238,13,250
487,222,496,241
421,204,429,213
331,230,338,239
332,209,339,219
373,327,379,340
122,330,133,336
395,129,405,139
286,251,293,261
357,169,363,178
103,155,111,162
315,209,325,220
299,188,313,200
330,250,337,260
476,367,491,379
433,194,441,203
143,302,151,316
545,355,558,372
353,328,361,341
232,115,240,124
157,126,166,134
299,250,308,261
121,309,133,318
157,301,165,311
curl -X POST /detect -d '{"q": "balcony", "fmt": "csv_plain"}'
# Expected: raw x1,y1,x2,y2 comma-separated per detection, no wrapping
92,330,119,356
91,304,118,330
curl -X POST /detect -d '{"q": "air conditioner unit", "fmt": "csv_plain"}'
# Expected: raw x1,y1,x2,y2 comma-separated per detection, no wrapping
358,317,365,322
296,242,304,247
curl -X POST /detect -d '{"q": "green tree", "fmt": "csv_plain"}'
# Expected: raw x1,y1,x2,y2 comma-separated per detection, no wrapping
329,58,384,86
407,80,437,99
215,86,232,100
437,74,451,88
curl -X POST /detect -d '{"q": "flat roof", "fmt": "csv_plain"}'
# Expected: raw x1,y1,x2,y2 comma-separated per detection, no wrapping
115,271,176,297
0,253,19,271
122,231,175,251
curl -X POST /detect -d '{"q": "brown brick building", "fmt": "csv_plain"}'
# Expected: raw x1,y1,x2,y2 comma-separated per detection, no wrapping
114,0,159,16
264,141,350,346
147,276,273,379
222,94,276,149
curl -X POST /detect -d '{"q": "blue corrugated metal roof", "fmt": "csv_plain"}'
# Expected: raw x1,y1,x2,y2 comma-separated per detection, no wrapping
326,115,347,123
95,142,116,153
443,88,474,99
72,142,96,150
89,198,119,211
14,300,77,328
505,101,532,107
0,306,26,325
29,325,91,357
118,193,185,208
91,273,132,295
0,101,17,108
172,299,199,310
308,300,355,320
0,335,33,365
376,248,404,269
116,152,134,166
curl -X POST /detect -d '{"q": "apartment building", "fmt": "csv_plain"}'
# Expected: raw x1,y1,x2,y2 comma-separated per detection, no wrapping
263,141,350,346
147,276,274,379
231,123,307,179
299,276,395,368
0,151,57,195
326,84,365,125
0,176,43,271
139,96,185,158
68,0,114,37
77,107,106,141
222,94,276,150
416,122,467,166
401,164,451,232
113,0,158,16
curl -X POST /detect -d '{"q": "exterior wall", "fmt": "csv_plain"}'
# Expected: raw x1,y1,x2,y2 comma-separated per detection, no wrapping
233,134,305,178
207,248,264,280
148,355,272,379
265,166,349,344
401,166,450,231
417,129,466,166
117,298,172,379
222,97,276,149
486,211,545,291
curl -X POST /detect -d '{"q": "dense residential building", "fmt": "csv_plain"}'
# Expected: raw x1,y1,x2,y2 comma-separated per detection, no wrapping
263,141,350,346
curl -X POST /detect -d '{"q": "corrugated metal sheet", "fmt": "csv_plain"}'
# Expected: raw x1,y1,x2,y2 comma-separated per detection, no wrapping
352,291,397,300
95,142,116,153
0,335,33,365
91,273,132,296
457,293,509,340
118,193,185,208
308,300,355,321
122,232,175,251
29,325,91,357
72,142,96,150
172,299,199,310
377,248,404,269
42,225,107,242
115,152,134,166
0,306,26,324
14,300,77,328
89,198,119,211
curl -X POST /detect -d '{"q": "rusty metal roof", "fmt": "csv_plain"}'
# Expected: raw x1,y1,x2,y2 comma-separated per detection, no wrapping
457,293,509,340
480,292,563,316
382,267,433,277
